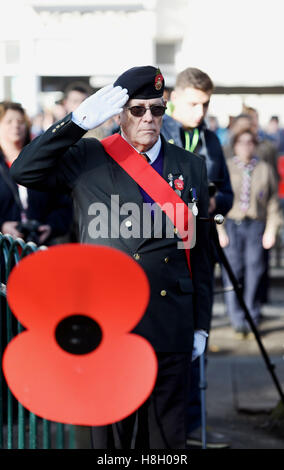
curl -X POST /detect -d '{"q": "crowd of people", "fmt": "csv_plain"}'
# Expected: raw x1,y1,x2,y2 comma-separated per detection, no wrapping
0,101,73,246
1,66,284,450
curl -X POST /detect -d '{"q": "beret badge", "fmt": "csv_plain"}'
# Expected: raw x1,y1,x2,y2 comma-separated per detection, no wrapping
154,69,164,91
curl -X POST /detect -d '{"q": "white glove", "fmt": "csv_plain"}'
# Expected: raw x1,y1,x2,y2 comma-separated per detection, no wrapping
191,330,208,362
72,84,129,131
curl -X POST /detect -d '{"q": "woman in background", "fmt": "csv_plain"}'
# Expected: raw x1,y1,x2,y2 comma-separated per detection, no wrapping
218,128,283,338
0,101,73,245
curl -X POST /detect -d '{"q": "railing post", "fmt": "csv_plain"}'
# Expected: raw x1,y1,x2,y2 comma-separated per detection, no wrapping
29,413,37,449
56,423,65,449
42,420,51,449
0,234,77,449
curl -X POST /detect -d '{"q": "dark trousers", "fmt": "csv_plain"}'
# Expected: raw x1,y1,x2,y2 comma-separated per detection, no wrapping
222,218,266,329
186,356,203,434
91,352,191,449
186,238,215,436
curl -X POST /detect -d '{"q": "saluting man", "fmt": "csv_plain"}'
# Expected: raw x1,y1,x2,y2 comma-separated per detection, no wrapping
11,66,212,449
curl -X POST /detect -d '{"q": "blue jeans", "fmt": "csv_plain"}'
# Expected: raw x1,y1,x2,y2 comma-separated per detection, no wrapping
222,218,266,329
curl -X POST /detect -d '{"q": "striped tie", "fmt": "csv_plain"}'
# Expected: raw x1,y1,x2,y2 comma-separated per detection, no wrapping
140,153,150,162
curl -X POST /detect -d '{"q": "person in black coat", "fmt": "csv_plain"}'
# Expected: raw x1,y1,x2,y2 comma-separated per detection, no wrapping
161,71,233,218
10,66,212,449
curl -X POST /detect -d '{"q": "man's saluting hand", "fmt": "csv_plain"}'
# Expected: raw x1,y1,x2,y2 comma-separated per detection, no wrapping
72,84,128,131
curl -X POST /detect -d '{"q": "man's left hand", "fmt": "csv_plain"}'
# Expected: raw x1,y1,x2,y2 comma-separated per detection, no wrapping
191,330,208,361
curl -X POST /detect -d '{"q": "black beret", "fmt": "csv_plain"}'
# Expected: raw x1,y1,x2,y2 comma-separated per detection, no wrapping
114,66,165,100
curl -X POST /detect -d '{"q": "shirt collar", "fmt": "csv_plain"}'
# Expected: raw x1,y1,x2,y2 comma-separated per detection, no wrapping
120,132,161,164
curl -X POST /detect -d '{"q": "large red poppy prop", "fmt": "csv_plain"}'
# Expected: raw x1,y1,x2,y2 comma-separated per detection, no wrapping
3,244,157,426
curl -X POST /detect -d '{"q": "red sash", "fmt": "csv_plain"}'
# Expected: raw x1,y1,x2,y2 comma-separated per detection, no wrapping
101,134,194,277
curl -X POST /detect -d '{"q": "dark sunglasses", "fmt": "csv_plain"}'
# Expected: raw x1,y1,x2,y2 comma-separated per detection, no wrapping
125,105,167,117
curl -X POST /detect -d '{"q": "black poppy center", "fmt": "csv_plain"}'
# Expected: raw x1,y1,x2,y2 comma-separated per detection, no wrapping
55,314,102,355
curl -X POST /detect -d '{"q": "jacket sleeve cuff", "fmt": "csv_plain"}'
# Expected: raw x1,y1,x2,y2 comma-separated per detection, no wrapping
194,329,208,337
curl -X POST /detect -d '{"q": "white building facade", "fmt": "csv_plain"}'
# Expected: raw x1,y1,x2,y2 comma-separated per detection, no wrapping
0,0,283,126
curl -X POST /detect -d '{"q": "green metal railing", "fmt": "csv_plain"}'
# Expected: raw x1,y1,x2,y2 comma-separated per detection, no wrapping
0,233,76,449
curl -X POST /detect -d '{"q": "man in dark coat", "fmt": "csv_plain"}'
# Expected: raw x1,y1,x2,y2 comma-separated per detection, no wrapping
161,67,233,448
161,68,233,218
10,66,212,449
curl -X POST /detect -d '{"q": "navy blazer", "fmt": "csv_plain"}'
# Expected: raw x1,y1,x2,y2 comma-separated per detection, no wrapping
10,114,212,352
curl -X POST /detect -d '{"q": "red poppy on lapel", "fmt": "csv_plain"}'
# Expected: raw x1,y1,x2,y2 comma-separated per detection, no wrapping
3,244,157,425
174,178,184,191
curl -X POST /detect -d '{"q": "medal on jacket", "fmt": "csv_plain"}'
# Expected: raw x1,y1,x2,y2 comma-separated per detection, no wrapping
168,173,173,187
190,187,198,216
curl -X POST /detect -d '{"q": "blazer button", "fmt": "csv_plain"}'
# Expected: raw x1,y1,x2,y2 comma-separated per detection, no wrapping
164,256,169,263
133,253,140,260
173,227,178,234
160,290,167,297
